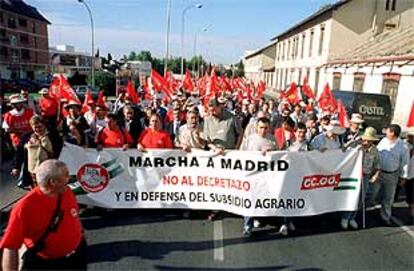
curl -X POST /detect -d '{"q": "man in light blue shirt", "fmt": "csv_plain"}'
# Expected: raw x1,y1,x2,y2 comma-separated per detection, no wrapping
373,124,409,225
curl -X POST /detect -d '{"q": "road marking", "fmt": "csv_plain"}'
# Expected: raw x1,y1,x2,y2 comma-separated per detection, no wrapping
391,216,414,238
213,220,224,261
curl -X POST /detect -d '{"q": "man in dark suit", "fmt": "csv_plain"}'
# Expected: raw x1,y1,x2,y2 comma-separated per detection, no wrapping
122,105,144,147
166,108,186,141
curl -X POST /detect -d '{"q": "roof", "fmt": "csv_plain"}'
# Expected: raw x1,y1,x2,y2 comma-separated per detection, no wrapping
1,0,51,24
270,0,350,41
244,40,278,60
328,26,414,64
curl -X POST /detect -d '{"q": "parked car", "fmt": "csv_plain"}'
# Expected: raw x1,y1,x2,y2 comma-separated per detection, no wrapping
332,90,392,133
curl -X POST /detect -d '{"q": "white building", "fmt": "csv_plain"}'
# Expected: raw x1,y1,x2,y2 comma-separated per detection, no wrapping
243,41,277,88
244,0,414,126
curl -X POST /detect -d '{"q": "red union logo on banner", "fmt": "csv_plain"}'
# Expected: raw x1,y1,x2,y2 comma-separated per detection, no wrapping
301,174,341,190
77,163,110,193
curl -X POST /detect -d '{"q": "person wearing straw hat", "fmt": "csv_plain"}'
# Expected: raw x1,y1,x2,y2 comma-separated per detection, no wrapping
343,113,365,149
20,89,39,114
341,127,380,230
2,94,34,149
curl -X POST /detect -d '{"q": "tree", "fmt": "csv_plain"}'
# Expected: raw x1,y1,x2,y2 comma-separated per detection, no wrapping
128,51,137,61
93,70,116,96
136,50,153,62
234,60,245,77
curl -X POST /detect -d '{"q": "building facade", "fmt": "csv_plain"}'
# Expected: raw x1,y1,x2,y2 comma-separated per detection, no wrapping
50,45,98,76
0,0,50,80
245,0,414,126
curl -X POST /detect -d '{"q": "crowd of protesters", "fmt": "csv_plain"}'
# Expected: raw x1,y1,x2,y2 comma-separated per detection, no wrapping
1,74,413,240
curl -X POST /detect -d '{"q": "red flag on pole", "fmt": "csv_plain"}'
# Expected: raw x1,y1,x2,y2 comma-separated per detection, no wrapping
407,102,414,127
126,80,139,104
302,77,316,100
151,69,172,99
49,74,81,104
182,69,194,92
281,82,301,104
337,99,350,128
82,89,94,113
318,83,337,112
96,90,106,108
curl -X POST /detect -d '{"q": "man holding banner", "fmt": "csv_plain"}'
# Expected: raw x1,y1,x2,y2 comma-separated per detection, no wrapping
240,117,277,236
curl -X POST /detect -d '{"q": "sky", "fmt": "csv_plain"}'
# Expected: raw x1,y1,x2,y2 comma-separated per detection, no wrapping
26,0,337,64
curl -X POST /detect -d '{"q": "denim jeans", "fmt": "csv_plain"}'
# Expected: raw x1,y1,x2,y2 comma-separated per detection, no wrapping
370,171,399,220
243,216,253,231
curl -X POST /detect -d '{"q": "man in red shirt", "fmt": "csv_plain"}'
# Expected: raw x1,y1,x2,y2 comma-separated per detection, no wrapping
0,160,86,270
2,94,34,149
137,114,173,151
96,113,133,150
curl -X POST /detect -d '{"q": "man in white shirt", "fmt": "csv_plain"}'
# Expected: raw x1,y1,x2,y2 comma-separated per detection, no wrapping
373,124,409,225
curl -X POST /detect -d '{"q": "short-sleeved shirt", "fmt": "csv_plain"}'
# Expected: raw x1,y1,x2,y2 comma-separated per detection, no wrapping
97,127,133,148
362,145,380,176
175,124,205,149
203,111,242,149
240,133,277,151
39,97,58,117
139,128,173,149
2,108,34,147
0,187,83,259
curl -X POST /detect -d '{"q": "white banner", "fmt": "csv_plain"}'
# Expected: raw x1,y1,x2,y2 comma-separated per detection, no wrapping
59,143,362,217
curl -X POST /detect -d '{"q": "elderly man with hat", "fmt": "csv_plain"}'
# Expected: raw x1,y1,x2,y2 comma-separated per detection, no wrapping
311,120,345,152
342,127,381,230
2,94,34,149
343,113,365,149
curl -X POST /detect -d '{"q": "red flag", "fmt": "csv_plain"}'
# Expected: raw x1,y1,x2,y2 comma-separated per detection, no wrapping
182,69,194,92
165,71,179,92
337,99,350,128
221,75,232,92
151,69,172,99
82,89,94,113
126,80,139,104
302,77,316,100
407,102,414,127
209,67,220,94
281,82,301,104
96,90,106,108
318,83,337,112
256,80,266,99
49,74,81,104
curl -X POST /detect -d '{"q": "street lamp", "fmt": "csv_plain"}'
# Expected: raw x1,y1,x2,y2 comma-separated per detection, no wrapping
193,27,207,77
77,0,95,89
181,3,203,78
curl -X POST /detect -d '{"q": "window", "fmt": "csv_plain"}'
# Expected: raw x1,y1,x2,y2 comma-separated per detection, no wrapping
20,34,29,44
333,72,342,90
298,68,302,85
18,18,27,27
294,36,299,59
21,49,30,60
0,29,6,38
0,12,4,24
282,42,285,61
353,72,365,92
319,26,325,56
314,68,320,93
284,68,288,88
306,68,310,81
287,40,291,60
301,34,305,58
386,0,397,11
309,30,314,57
8,17,16,28
382,73,400,112
0,46,8,57
32,22,36,33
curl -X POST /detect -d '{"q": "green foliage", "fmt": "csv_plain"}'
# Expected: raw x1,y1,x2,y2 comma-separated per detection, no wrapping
93,70,116,95
234,60,245,77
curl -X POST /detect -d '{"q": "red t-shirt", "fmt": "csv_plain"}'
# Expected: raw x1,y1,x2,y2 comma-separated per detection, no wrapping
0,187,83,259
39,97,58,117
138,128,173,149
3,108,34,147
97,127,133,147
